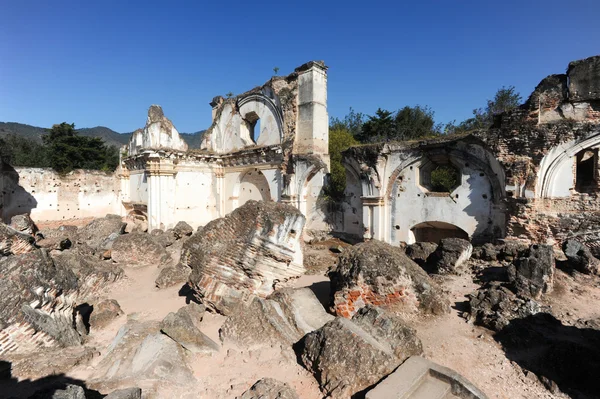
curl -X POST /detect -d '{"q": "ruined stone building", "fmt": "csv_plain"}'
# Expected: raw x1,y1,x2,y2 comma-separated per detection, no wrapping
119,61,330,231
1,56,600,250
340,55,600,248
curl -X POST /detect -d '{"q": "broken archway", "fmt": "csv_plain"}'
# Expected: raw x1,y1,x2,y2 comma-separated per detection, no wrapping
410,221,469,244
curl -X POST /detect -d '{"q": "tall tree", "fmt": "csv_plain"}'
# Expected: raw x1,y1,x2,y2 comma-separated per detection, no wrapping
330,107,365,138
359,108,395,142
394,105,439,140
43,122,119,173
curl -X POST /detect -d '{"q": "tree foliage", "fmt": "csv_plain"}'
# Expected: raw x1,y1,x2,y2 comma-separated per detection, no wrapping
43,122,120,173
0,122,120,174
326,127,359,201
430,165,459,192
445,86,522,134
330,107,365,138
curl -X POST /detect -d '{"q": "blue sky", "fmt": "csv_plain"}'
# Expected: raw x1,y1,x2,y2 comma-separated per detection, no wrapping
1,0,599,134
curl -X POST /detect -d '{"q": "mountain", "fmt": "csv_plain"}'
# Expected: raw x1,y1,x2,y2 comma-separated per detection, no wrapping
0,122,205,149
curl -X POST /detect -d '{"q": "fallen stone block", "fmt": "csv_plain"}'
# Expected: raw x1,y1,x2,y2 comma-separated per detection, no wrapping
429,238,473,275
508,244,554,299
75,214,126,252
562,239,600,275
90,319,195,392
405,242,437,266
184,200,306,315
0,249,82,355
329,240,449,318
220,287,333,347
300,306,422,398
155,264,191,289
0,223,37,256
365,356,489,399
160,306,219,354
173,221,194,239
89,299,123,330
237,378,299,399
111,232,171,268
467,282,547,332
104,387,142,399
10,214,37,235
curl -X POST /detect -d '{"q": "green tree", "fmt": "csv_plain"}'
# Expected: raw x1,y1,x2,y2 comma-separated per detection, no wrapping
326,127,359,201
330,107,365,138
359,108,395,142
0,134,50,167
43,122,119,173
446,86,522,134
394,105,440,140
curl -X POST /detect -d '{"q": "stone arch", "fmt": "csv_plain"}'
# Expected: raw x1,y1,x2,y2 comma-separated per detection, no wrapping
233,169,272,209
238,93,284,147
537,129,600,198
409,221,469,244
387,140,506,245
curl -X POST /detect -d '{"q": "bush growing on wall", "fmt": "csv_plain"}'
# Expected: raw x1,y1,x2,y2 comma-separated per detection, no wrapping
430,165,458,192
326,127,359,202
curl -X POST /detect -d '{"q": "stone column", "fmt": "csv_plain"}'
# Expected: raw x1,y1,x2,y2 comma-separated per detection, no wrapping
361,196,384,241
146,154,176,230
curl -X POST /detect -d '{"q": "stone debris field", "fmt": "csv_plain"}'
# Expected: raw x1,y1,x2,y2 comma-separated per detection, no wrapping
1,56,600,398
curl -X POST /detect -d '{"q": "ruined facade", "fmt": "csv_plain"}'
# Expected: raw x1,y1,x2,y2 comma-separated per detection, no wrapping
119,61,330,232
341,55,600,247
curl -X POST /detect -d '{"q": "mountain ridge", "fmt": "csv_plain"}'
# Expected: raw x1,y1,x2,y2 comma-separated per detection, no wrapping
0,122,206,149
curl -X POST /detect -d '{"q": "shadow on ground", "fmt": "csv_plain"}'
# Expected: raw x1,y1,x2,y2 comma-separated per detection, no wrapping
494,313,600,398
0,360,103,399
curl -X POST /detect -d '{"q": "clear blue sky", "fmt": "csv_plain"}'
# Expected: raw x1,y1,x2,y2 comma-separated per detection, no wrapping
1,0,599,134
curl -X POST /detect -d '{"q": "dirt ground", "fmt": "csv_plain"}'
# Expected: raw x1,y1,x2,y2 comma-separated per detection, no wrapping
5,236,600,398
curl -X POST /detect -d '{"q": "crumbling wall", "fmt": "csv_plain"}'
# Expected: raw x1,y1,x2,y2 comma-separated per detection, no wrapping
476,55,600,246
1,167,121,223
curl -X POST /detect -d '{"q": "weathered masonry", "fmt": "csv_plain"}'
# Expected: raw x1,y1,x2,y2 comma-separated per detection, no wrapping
340,55,600,247
119,61,330,231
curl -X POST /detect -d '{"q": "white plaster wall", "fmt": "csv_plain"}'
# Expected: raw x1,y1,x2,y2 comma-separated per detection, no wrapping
239,170,271,206
2,168,121,223
172,170,218,228
303,170,328,230
208,99,283,153
128,172,148,203
389,160,496,245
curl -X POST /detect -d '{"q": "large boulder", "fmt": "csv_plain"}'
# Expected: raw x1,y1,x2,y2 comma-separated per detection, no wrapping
237,378,299,399
404,242,437,266
89,319,195,392
429,238,473,275
467,282,547,332
329,240,449,318
220,287,334,347
508,244,554,299
36,225,77,251
0,249,82,354
160,306,219,354
155,264,192,289
111,232,171,268
76,214,126,252
184,200,306,315
10,214,37,235
89,299,124,330
51,247,123,298
172,221,194,239
300,306,423,398
562,239,600,275
104,388,142,399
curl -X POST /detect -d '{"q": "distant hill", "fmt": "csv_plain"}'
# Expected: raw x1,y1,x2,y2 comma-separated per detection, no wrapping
0,122,205,149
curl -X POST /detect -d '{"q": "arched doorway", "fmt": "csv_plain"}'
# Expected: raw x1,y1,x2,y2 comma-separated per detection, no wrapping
238,169,272,207
410,221,469,244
